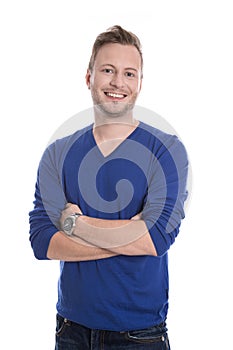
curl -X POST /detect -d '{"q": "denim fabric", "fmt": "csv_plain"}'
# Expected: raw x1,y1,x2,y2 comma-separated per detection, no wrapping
55,314,170,350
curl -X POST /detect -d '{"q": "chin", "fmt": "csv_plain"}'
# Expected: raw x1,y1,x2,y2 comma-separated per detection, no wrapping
96,102,134,118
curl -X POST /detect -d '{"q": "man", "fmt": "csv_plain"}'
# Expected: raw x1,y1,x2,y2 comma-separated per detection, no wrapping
29,25,189,349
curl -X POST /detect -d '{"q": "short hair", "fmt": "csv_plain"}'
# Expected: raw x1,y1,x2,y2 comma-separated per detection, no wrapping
88,25,143,76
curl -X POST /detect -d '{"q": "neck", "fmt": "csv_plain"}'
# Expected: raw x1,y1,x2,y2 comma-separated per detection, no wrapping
93,109,138,142
93,118,139,143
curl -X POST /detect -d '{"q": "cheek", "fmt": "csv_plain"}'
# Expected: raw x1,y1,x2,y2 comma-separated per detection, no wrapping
135,78,142,93
92,71,114,87
128,78,141,93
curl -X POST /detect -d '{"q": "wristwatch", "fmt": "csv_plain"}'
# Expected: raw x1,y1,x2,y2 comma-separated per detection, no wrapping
62,213,82,236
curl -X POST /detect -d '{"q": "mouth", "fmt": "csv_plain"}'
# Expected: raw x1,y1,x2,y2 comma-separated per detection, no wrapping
104,91,127,100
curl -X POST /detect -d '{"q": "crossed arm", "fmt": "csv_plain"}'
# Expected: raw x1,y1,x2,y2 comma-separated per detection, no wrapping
47,204,157,261
31,133,188,262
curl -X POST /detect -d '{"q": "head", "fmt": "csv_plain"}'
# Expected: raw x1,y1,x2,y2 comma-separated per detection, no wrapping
86,25,143,120
88,25,143,77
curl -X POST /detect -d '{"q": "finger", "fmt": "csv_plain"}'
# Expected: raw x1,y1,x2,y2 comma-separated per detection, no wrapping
65,203,73,209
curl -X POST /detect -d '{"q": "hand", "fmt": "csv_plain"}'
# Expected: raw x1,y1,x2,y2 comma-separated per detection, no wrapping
60,203,83,229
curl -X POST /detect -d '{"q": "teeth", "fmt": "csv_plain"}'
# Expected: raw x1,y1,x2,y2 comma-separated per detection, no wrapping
106,92,125,98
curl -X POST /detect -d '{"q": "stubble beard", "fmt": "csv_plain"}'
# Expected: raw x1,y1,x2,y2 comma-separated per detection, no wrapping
96,101,134,119
91,90,138,121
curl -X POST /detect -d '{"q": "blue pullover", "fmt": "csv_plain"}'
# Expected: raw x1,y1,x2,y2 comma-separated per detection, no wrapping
29,121,188,331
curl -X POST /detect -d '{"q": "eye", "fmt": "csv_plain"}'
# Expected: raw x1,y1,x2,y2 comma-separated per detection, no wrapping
125,71,136,78
103,68,114,74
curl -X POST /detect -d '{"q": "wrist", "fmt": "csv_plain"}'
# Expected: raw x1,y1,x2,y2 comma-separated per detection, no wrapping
62,212,82,236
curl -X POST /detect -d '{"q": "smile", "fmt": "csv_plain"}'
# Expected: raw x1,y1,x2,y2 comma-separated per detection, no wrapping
104,92,127,99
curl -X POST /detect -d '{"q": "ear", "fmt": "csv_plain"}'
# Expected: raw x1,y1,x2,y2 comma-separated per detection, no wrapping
85,69,91,89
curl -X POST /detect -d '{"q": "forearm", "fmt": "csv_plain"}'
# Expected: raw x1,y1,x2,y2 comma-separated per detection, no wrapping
73,216,157,256
47,231,118,261
108,231,157,256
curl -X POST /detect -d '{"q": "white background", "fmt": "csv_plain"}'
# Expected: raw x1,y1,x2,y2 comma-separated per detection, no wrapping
1,1,232,349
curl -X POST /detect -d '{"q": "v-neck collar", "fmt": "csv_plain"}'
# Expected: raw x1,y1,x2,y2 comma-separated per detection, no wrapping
91,122,141,159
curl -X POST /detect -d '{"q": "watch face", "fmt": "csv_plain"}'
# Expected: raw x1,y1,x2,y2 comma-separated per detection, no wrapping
63,217,74,235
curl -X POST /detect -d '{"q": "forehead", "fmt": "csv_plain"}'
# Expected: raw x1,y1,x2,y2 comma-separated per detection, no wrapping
94,43,141,69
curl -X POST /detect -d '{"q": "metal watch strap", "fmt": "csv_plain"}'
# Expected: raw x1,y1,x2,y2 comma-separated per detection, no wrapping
63,212,82,236
71,213,82,236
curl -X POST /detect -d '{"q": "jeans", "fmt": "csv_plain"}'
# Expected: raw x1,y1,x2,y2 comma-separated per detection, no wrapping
55,314,170,349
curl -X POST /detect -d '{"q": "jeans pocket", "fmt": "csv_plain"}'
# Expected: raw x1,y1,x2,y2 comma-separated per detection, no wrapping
56,314,71,337
126,324,168,344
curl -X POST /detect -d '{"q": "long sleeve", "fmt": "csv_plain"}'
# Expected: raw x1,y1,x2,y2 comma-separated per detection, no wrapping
29,142,67,259
142,134,189,256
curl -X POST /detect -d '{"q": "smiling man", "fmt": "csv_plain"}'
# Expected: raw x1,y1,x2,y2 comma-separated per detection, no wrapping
86,42,142,118
29,25,189,350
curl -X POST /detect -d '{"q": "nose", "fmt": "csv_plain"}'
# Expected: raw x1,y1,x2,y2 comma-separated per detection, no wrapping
110,72,125,89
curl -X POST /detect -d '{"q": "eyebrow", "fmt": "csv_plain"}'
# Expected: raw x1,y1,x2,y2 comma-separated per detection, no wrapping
99,64,138,72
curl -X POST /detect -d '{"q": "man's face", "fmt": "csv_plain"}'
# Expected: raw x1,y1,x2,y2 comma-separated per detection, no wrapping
86,43,142,118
